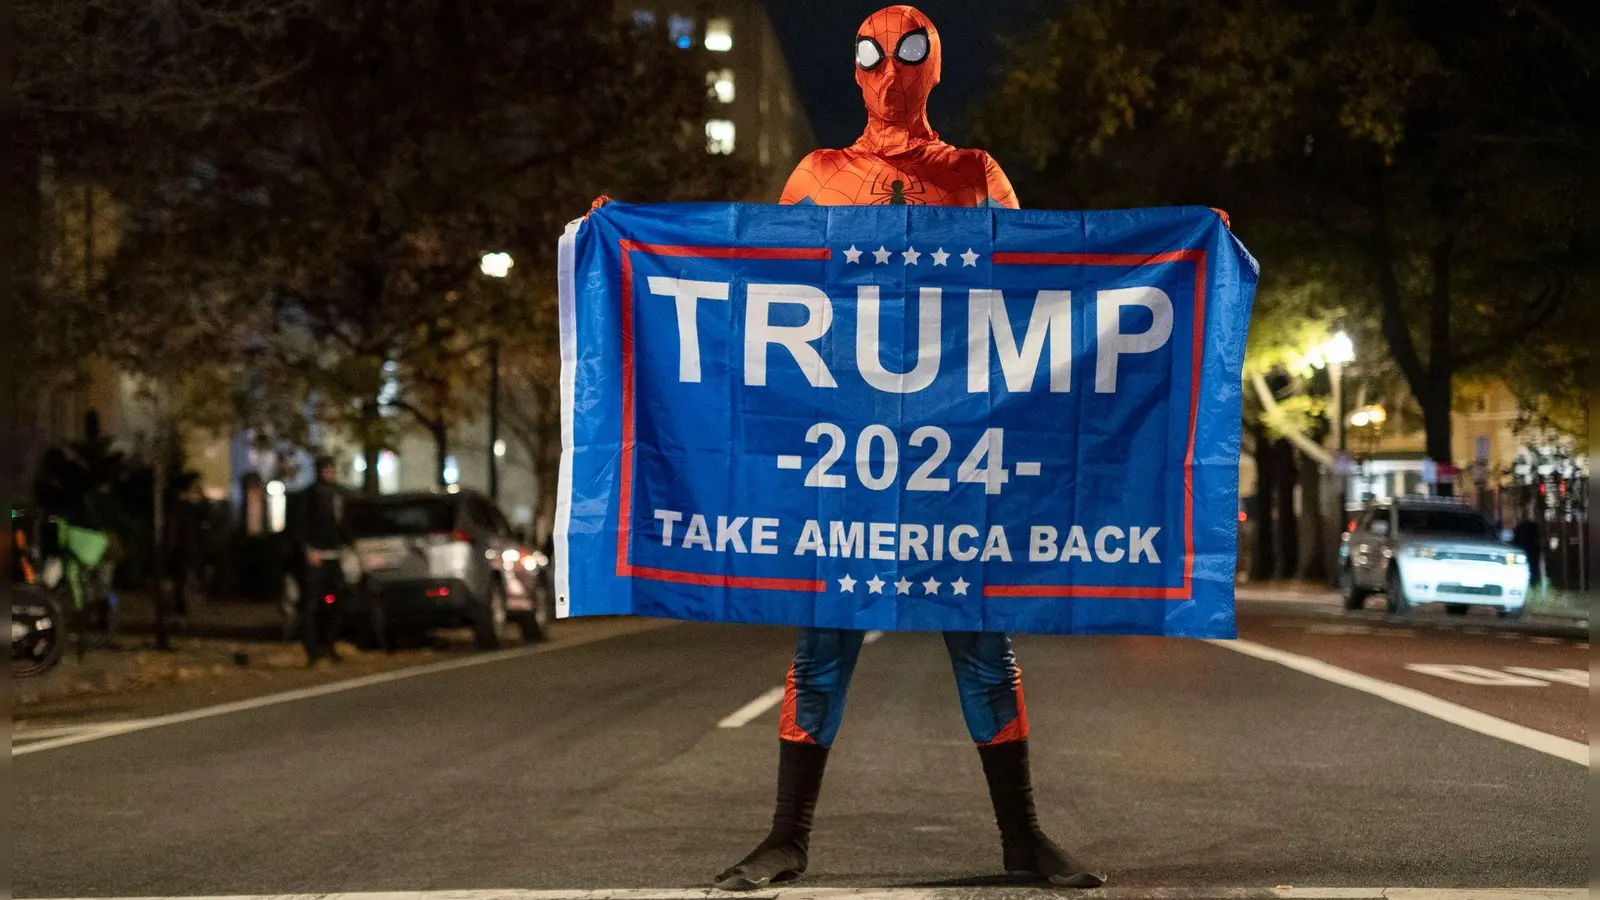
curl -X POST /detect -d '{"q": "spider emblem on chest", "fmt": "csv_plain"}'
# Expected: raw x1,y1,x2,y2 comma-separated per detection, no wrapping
868,170,928,205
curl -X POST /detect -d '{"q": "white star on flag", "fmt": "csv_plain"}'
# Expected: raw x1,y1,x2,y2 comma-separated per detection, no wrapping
843,245,863,264
922,577,942,595
961,248,980,267
873,245,892,264
867,575,885,594
896,577,912,595
838,574,857,593
951,577,971,596
902,246,921,265
931,248,950,266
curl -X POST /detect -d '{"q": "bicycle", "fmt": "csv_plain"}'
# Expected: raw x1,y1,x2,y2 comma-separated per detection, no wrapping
11,515,67,677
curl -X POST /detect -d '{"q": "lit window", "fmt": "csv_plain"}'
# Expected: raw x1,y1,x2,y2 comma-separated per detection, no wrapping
707,68,735,103
706,119,736,155
704,17,732,51
668,14,694,49
632,9,656,28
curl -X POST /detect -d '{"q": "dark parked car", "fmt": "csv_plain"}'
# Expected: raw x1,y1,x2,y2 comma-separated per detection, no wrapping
346,490,554,648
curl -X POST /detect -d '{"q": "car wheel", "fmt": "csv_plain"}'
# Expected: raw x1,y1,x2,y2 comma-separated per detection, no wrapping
518,580,555,643
473,580,515,651
1343,567,1369,611
1497,606,1525,620
1385,567,1411,615
1445,603,1470,616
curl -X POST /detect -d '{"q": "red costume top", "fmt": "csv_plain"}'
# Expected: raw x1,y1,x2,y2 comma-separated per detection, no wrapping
778,6,1018,210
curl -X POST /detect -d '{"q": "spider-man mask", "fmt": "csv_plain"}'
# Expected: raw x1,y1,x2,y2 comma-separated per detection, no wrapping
854,5,941,134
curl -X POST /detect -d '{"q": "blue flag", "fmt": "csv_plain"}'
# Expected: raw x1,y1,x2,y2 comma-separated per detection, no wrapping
555,202,1257,637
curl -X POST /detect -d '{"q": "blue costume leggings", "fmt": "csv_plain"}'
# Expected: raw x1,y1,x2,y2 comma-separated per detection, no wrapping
779,628,1029,747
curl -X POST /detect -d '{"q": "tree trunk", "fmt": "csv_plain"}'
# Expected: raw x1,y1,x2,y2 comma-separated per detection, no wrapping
432,423,449,489
9,125,45,491
1368,169,1458,492
1271,439,1299,580
359,401,381,494
1424,233,1455,494
1250,423,1275,582
362,442,381,494
1422,385,1455,495
1295,455,1327,582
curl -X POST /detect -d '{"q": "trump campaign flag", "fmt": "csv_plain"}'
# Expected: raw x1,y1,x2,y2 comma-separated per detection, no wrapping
554,202,1257,637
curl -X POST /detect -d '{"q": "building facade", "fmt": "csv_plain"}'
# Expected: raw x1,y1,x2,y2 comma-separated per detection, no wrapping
621,0,815,198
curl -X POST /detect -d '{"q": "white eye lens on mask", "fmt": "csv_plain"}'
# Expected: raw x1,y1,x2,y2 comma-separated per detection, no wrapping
856,38,883,69
895,31,929,64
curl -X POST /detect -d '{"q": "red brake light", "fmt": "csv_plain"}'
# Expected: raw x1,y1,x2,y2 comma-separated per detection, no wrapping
425,586,451,598
323,594,336,604
429,530,474,543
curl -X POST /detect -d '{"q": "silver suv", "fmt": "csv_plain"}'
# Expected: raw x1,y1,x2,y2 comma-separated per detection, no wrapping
348,491,555,648
1343,497,1529,617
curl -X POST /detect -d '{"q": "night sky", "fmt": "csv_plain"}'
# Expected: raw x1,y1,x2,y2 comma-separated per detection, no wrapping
761,0,1046,149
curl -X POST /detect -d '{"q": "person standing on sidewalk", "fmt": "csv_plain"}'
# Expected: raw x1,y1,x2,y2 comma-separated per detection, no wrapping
163,481,207,626
286,456,351,665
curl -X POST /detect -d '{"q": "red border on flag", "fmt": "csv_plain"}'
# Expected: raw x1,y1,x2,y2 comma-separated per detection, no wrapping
616,241,832,593
612,241,1206,601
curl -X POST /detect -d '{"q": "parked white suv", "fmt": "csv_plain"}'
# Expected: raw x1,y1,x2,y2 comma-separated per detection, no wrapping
1343,497,1529,618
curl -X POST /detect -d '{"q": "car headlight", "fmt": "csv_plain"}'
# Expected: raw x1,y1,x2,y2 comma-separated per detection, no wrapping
1506,553,1526,565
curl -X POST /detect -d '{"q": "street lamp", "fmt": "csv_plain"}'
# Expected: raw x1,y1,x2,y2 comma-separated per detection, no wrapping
1321,331,1356,555
1322,330,1355,453
480,252,512,502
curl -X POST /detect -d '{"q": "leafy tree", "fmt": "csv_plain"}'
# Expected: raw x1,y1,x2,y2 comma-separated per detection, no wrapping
38,1,752,491
977,0,1594,483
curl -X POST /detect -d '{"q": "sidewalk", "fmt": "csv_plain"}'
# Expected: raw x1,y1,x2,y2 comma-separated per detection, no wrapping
14,590,412,718
1236,579,1589,637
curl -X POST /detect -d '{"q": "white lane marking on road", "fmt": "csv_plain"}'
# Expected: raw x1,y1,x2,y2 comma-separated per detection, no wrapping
12,722,145,743
1504,666,1589,687
1210,639,1585,766
1404,664,1549,686
718,686,786,728
13,620,676,758
28,887,1587,900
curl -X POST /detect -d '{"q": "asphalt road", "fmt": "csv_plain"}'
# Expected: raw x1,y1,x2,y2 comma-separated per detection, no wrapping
13,603,1586,897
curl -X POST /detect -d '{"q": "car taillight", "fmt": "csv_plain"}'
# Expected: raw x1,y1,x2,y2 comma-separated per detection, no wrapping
425,586,451,598
429,530,474,544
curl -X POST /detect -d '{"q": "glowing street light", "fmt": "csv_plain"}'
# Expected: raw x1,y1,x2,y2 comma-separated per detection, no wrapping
1349,405,1386,428
480,252,513,278
1323,330,1355,365
479,252,514,501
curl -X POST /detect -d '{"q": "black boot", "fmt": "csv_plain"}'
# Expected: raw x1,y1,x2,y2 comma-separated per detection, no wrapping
714,740,829,890
978,740,1105,888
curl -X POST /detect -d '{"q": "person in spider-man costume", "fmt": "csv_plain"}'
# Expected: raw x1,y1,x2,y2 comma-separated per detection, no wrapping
714,6,1104,891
